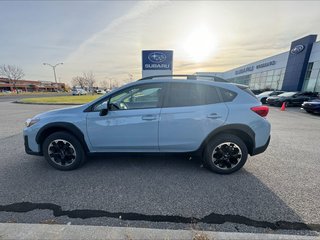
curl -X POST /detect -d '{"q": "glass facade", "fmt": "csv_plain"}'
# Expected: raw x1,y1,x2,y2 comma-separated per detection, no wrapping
303,61,320,92
228,68,286,90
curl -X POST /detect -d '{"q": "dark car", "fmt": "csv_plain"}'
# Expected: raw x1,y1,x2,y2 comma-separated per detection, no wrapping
301,99,320,114
266,91,318,107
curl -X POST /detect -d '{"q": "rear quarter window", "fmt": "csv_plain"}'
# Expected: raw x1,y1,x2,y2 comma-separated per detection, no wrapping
236,85,257,98
219,88,237,102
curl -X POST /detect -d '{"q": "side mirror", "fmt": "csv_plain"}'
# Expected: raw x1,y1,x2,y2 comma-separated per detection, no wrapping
99,101,109,116
99,108,108,116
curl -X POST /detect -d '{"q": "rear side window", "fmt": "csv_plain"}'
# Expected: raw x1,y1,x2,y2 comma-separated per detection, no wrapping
236,85,257,98
164,82,221,107
219,88,237,102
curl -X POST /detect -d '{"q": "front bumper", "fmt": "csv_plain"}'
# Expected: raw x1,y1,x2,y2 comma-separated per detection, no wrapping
24,135,42,156
302,104,320,112
251,136,270,156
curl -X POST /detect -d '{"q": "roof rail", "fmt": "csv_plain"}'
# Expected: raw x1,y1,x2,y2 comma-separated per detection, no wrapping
138,74,228,82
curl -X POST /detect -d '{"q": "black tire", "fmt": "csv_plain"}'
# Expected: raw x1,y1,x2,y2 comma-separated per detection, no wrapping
204,134,248,174
42,131,86,171
261,98,267,104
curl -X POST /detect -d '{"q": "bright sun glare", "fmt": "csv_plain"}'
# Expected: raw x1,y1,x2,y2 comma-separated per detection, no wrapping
183,26,217,62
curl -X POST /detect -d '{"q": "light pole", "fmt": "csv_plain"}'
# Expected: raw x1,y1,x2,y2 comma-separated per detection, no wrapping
43,62,63,83
105,77,113,90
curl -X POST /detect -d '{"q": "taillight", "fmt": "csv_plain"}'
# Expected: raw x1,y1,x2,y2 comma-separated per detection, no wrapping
251,106,269,117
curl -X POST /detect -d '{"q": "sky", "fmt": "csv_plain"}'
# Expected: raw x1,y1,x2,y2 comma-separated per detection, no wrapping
1,1,320,87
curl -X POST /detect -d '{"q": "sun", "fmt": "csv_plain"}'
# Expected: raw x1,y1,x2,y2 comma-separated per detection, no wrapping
183,26,217,62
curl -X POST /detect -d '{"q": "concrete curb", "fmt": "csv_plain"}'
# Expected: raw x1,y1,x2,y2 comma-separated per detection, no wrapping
0,223,318,240
13,101,81,105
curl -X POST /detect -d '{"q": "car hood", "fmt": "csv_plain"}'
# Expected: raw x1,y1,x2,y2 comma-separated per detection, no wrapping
267,96,280,100
33,105,87,119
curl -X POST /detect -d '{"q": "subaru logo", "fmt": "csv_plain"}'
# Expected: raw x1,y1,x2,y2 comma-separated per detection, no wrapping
291,45,304,54
148,52,166,63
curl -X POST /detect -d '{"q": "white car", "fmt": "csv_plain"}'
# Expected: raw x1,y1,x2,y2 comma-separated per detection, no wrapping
96,89,106,94
72,89,87,95
256,91,284,104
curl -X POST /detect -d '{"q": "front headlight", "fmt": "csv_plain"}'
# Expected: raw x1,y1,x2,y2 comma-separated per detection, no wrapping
25,118,40,127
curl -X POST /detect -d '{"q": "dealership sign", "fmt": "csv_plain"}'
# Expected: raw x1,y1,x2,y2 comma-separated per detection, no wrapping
235,60,277,75
142,50,173,70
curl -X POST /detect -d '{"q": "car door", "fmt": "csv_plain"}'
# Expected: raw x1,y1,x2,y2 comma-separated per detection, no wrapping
86,83,164,152
292,93,307,105
159,82,228,152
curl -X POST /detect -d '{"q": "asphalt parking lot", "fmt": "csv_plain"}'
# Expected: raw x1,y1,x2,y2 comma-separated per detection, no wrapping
0,99,319,236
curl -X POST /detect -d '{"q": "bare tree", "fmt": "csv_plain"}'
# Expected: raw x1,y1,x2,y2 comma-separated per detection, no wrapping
0,64,25,94
83,71,95,95
72,76,87,89
100,80,109,90
72,71,96,94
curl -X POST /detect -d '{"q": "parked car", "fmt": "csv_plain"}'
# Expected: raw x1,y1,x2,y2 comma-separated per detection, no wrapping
72,89,87,95
251,89,264,95
24,75,270,174
256,91,285,104
266,91,318,107
95,89,106,94
301,99,320,114
2,90,12,94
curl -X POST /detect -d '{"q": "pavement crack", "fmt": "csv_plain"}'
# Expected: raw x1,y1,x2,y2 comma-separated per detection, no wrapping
0,202,319,232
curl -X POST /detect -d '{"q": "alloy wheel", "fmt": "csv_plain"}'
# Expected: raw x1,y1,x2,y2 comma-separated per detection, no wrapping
48,139,77,167
211,142,242,169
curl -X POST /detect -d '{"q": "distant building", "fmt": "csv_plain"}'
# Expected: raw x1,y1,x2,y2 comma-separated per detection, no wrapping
0,78,65,92
196,35,320,92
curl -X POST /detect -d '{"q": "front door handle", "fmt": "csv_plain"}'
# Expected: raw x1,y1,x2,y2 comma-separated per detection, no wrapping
142,115,157,121
207,113,221,119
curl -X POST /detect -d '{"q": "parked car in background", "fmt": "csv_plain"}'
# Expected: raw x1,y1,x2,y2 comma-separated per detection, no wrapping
24,75,270,174
301,98,320,114
256,91,285,104
266,91,318,107
72,89,87,95
95,89,106,94
2,90,12,94
251,89,264,95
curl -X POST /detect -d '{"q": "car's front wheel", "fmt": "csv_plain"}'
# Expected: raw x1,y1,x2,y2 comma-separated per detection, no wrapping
204,134,248,174
42,131,86,170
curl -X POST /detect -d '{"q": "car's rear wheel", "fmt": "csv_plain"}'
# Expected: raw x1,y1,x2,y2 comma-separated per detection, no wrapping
204,134,248,174
42,131,86,170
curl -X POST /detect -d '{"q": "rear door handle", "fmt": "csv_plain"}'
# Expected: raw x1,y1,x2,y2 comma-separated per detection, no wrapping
142,115,157,121
207,113,221,119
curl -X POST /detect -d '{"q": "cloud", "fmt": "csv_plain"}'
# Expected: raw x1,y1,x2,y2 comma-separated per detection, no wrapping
60,1,320,86
63,1,168,84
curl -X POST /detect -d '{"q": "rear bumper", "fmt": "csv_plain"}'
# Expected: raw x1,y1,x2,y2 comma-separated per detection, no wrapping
251,136,270,156
24,136,42,156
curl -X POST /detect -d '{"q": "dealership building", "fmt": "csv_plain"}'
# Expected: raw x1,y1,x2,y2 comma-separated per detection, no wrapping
196,34,320,92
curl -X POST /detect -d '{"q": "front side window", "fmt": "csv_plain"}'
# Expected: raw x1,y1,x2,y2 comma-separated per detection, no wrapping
164,82,221,108
94,83,163,111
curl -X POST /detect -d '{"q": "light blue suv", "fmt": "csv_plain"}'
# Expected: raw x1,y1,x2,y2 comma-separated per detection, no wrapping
24,75,270,174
